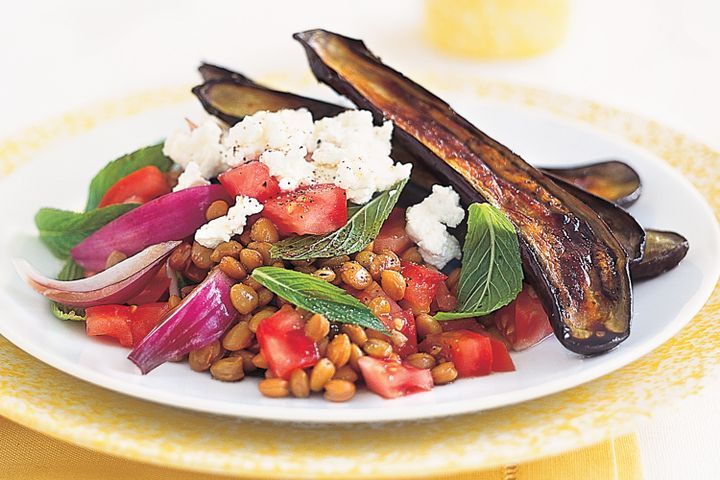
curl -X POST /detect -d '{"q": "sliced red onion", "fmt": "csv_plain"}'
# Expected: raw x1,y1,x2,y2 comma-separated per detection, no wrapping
15,241,180,308
128,269,237,374
72,185,231,271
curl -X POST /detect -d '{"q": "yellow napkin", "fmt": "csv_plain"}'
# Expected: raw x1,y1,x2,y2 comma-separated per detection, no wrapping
0,415,641,479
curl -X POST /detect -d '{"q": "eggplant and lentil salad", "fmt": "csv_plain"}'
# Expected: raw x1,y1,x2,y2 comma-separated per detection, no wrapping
17,30,689,403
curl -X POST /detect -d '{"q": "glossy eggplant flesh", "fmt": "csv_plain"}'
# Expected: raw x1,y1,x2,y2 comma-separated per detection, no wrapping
543,161,642,208
294,29,633,355
544,173,645,263
632,230,689,280
198,62,258,84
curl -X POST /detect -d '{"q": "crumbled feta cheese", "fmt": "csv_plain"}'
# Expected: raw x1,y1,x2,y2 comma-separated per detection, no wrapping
405,185,465,269
172,161,210,192
163,118,226,178
195,196,263,249
310,110,411,204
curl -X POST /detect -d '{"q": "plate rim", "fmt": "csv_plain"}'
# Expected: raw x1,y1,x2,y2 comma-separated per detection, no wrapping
0,76,718,477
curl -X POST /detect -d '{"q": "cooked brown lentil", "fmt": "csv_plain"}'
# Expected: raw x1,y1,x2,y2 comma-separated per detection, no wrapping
222,321,254,351
239,228,253,246
242,275,263,290
354,250,375,270
317,337,329,357
188,340,223,372
205,200,229,221
289,369,310,398
168,242,192,271
431,361,458,385
390,330,409,348
183,263,209,283
365,328,387,341
348,343,364,371
218,256,247,280
405,352,437,370
250,217,280,243
309,358,336,392
332,364,359,382
247,241,274,265
326,333,351,367
400,246,423,264
191,242,214,269
256,287,274,307
304,314,330,342
323,379,356,402
251,352,269,369
415,313,443,338
363,338,393,359
369,250,401,279
105,250,127,269
368,296,391,317
381,270,406,301
312,267,337,283
294,265,316,274
258,378,290,398
210,356,245,382
230,349,256,373
239,248,264,271
317,255,350,269
341,324,368,347
230,284,259,315
210,240,243,262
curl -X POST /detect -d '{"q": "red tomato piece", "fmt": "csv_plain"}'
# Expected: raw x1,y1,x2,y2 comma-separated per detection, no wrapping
126,266,171,304
487,336,515,372
85,302,169,348
256,305,320,379
400,262,447,314
358,357,433,399
392,310,418,358
98,165,170,208
218,161,280,202
494,284,553,351
440,318,484,333
374,208,412,254
262,184,347,236
420,330,493,377
433,281,458,312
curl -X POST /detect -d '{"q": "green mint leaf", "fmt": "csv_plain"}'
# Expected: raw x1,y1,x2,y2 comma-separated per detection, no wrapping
271,178,408,260
84,143,172,211
252,267,389,333
50,260,86,321
35,204,137,259
435,203,523,321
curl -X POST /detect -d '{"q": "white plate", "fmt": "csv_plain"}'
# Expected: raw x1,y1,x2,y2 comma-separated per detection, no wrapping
0,91,718,423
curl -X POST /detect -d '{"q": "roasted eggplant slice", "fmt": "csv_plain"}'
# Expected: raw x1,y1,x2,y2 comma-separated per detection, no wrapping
543,161,642,207
632,230,689,280
545,173,645,263
192,80,344,125
295,29,632,354
198,62,257,84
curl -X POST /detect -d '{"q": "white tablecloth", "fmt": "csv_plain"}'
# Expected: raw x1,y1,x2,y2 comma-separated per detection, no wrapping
2,1,718,477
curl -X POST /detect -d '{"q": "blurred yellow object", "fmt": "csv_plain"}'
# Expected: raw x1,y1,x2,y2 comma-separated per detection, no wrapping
425,0,569,58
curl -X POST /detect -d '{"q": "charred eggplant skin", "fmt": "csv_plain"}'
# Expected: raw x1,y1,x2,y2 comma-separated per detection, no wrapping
632,230,689,280
295,29,632,354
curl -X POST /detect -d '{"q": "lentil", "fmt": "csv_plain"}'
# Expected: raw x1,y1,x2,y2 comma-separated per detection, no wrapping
381,270,406,301
188,340,223,372
431,361,458,385
405,352,437,370
333,364,359,382
168,242,192,271
256,287,274,307
210,240,243,262
323,379,356,402
242,275,263,291
231,349,256,373
239,248,264,271
250,217,280,243
230,283,259,315
289,369,310,398
368,296,391,317
191,242,214,269
222,321,254,351
183,263,209,283
416,313,443,338
400,246,423,264
348,343,364,371
317,337,329,357
258,378,290,398
305,314,330,342
249,308,277,332
239,228,253,246
363,338,393,358
312,267,337,283
341,324,368,347
210,356,245,382
247,241,274,265
218,256,247,280
205,200,229,221
252,352,269,369
310,358,336,392
317,255,350,269
354,250,375,270
327,333,351,367
369,250,401,279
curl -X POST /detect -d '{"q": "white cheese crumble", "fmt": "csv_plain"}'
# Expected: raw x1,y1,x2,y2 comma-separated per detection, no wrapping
163,118,227,179
172,161,210,192
405,185,465,269
195,195,263,249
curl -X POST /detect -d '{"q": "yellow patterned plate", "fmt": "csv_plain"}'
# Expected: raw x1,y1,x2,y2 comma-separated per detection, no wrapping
0,76,719,477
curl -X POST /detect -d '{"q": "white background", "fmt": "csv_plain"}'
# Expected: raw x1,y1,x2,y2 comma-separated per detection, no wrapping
1,1,718,478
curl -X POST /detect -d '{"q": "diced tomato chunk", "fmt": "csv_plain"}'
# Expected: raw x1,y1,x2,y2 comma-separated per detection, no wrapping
374,208,413,254
420,329,493,377
433,281,458,312
256,305,320,379
487,336,515,372
98,166,170,208
494,284,553,351
400,262,447,314
358,357,433,399
440,318,484,333
86,302,169,348
126,266,171,304
262,184,347,236
218,161,280,202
